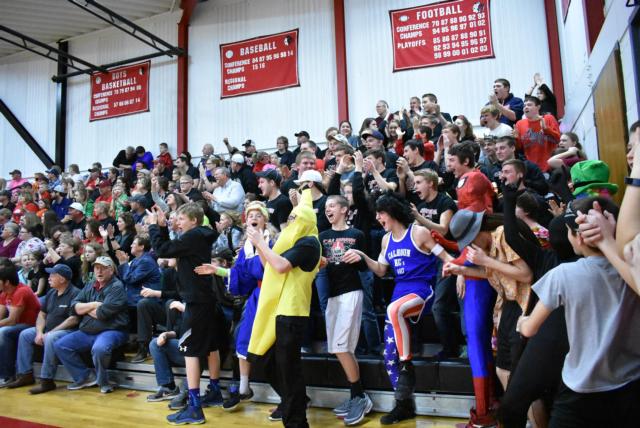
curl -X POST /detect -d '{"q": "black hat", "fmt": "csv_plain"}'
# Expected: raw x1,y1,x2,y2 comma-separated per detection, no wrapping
294,130,310,138
256,168,282,185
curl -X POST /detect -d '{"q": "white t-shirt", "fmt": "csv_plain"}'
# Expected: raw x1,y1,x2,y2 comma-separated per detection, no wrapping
533,256,640,393
485,123,513,138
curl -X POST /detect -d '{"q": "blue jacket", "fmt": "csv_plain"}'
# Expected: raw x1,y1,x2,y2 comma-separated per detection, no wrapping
229,247,266,297
51,197,72,220
117,252,161,306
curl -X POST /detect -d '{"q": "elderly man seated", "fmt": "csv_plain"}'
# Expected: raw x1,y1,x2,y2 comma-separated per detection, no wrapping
7,264,80,393
53,256,128,393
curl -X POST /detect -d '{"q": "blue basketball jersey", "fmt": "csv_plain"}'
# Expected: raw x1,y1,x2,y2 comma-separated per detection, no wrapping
383,224,438,300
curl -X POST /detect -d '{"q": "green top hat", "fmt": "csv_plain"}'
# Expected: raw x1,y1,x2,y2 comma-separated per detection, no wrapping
570,160,618,196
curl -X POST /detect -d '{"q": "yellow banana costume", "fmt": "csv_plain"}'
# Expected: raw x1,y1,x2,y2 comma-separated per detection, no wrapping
247,189,320,357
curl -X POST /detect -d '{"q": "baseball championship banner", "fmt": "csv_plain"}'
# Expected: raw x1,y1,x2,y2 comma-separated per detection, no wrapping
90,61,150,121
390,0,494,71
220,29,299,98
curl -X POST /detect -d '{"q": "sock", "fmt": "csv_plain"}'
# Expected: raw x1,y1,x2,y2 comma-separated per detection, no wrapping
350,380,364,399
164,381,176,391
188,388,201,408
209,378,219,391
239,375,249,395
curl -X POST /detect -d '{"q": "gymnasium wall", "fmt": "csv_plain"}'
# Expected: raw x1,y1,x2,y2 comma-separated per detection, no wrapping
343,0,552,131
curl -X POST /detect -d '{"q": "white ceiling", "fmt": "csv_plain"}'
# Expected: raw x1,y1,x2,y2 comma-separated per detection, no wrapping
0,0,177,58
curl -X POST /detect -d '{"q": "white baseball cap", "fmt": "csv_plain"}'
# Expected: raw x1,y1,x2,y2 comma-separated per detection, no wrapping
69,202,84,212
230,154,245,164
294,169,323,185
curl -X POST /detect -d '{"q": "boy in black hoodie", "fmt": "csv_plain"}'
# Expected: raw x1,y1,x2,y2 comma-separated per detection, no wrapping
148,203,226,425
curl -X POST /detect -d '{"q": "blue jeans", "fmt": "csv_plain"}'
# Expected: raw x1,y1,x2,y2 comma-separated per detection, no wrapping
315,268,330,315
54,329,128,387
358,270,381,354
149,337,185,386
16,327,72,379
0,324,31,378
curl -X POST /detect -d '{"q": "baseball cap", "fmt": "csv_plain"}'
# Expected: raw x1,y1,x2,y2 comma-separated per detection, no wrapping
98,180,112,189
46,168,60,176
294,169,323,185
45,264,73,280
329,134,349,145
128,194,146,204
449,210,484,251
9,169,21,175
361,130,384,140
256,168,282,185
294,131,310,138
242,139,256,147
230,154,245,164
69,202,84,212
94,256,115,268
52,185,65,193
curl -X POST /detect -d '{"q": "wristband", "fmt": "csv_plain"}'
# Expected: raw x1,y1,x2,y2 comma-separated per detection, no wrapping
624,177,640,187
431,244,444,256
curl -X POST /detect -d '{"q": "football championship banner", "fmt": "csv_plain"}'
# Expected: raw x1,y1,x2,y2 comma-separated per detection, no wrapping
90,61,150,121
390,0,494,71
220,29,300,98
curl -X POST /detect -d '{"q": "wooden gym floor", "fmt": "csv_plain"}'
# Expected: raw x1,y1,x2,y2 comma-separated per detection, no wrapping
0,384,466,427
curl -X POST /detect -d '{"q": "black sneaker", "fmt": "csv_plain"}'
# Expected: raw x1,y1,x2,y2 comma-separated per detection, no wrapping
130,347,149,364
223,388,254,411
168,388,188,410
269,406,282,422
379,399,416,425
147,385,180,402
201,386,223,407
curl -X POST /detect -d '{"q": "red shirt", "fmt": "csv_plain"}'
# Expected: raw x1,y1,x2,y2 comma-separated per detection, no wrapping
456,170,494,213
0,284,41,325
515,114,560,172
394,135,435,161
157,152,173,170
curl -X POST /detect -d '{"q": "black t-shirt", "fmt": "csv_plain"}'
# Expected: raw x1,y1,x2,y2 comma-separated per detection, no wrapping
27,268,49,296
319,228,367,297
68,218,87,241
416,192,457,225
186,165,199,180
99,217,118,233
364,168,399,197
266,193,293,231
43,285,80,332
312,195,330,233
282,236,321,272
384,151,399,170
60,255,83,288
411,160,439,172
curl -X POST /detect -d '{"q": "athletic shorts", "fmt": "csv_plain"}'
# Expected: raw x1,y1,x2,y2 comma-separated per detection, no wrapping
326,290,363,354
496,300,524,371
178,300,226,358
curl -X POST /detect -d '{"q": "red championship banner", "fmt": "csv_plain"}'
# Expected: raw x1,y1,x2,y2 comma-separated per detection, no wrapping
90,61,150,121
390,0,494,71
220,29,299,98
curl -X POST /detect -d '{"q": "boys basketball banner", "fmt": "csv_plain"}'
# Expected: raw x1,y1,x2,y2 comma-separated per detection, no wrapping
90,61,150,121
390,0,494,71
220,29,299,98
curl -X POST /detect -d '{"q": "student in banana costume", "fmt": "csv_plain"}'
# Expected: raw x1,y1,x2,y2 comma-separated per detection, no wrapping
246,188,321,428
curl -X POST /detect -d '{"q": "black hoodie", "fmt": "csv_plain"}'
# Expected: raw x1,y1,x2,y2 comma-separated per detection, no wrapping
149,225,219,303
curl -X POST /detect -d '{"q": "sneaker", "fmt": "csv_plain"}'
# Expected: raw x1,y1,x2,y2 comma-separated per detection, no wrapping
223,388,254,411
168,388,188,410
0,377,16,388
268,406,282,422
29,379,57,395
166,405,205,425
67,372,97,390
333,397,353,417
379,399,416,425
466,407,498,428
459,345,468,359
100,383,117,394
130,348,150,364
344,394,373,426
148,385,181,402
201,386,223,407
7,372,35,389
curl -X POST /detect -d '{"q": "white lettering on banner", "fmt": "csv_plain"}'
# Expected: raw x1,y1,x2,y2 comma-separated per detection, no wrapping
239,42,277,56
414,4,462,20
101,77,138,91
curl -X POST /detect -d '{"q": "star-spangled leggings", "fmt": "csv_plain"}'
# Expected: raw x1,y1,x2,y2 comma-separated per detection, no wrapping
383,288,434,389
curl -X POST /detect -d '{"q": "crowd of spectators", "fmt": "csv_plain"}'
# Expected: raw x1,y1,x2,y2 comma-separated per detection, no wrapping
0,73,639,428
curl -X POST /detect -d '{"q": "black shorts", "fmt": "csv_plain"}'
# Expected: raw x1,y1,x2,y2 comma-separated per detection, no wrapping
496,300,524,371
178,300,226,358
